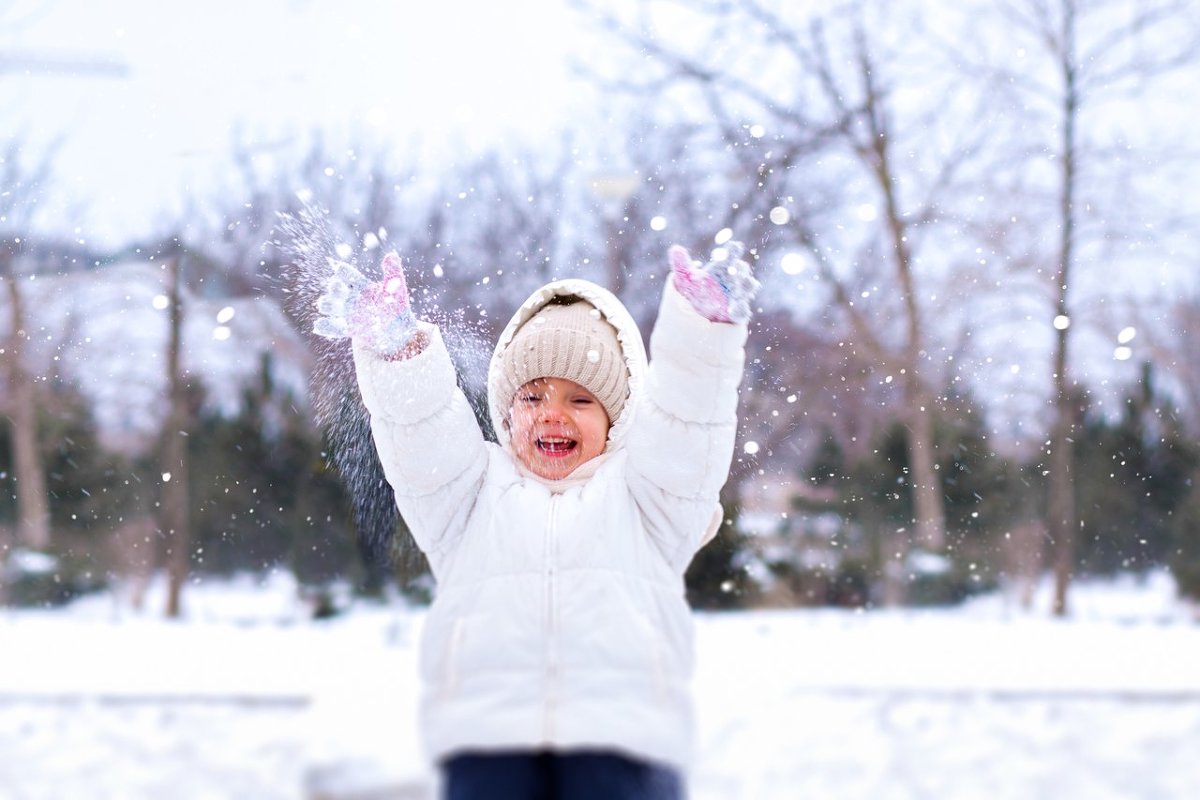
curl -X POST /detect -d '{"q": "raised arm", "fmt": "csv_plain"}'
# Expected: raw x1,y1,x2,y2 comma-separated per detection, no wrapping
315,252,487,568
626,242,757,569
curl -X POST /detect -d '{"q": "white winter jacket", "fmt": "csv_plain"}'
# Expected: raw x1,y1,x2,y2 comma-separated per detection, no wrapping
353,277,748,771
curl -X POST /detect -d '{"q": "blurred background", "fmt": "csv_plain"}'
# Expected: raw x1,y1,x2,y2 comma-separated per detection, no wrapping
4,0,1199,616
4,2,1200,798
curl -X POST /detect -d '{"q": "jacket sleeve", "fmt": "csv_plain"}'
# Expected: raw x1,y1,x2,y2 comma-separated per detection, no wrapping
626,279,749,572
352,322,488,570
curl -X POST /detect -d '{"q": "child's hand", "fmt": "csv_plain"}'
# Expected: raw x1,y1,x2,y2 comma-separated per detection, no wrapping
314,251,419,356
669,240,760,324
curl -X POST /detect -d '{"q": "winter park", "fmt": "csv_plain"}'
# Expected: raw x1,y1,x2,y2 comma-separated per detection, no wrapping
3,1,1200,799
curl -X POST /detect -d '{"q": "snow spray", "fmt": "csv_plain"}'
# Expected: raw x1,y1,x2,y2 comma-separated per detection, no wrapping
272,197,494,578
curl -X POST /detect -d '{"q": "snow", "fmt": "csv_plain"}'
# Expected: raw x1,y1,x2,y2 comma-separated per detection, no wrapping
2,572,1198,799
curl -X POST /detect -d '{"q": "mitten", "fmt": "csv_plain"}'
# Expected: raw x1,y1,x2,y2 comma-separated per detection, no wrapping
669,240,760,324
314,251,418,356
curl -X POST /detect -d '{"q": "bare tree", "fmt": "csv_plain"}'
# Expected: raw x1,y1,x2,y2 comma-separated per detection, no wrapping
174,133,381,303
0,16,128,558
417,140,594,322
1,246,51,552
0,143,56,553
160,251,191,618
963,0,1200,615
573,0,1005,565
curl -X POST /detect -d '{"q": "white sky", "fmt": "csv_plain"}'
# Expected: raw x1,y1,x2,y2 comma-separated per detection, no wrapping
2,0,591,247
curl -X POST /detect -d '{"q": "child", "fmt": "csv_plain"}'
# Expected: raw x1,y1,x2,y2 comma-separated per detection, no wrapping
315,239,758,799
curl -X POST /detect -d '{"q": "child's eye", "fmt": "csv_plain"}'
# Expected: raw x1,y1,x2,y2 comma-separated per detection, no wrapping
572,396,594,405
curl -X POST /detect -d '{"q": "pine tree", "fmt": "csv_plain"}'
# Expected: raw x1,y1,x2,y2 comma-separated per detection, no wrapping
185,355,359,585
684,482,755,610
1169,477,1200,602
1074,367,1199,575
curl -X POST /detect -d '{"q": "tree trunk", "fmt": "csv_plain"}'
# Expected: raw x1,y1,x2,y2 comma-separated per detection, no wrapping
875,120,946,553
1049,3,1079,618
906,388,945,552
161,255,191,618
3,268,51,551
1049,348,1076,617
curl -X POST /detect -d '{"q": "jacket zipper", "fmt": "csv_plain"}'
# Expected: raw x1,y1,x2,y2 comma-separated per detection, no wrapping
543,495,559,743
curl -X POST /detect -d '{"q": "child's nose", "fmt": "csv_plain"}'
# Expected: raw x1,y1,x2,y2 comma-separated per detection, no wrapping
538,396,569,420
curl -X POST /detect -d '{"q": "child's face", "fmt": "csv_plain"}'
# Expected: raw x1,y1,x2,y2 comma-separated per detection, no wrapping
509,377,610,480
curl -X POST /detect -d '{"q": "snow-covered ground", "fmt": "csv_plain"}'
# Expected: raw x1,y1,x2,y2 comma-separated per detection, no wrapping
2,572,1198,800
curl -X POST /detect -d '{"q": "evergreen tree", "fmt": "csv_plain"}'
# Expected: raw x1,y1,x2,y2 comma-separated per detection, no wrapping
0,381,140,604
685,483,755,610
1073,367,1199,575
185,355,359,585
792,388,1019,606
1168,475,1200,602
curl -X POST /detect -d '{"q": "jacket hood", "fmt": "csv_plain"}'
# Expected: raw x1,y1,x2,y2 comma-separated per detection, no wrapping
488,279,647,452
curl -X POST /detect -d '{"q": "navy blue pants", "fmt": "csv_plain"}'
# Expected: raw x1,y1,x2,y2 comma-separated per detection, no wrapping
442,749,684,800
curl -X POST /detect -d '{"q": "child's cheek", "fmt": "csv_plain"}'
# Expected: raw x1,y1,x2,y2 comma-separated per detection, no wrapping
509,405,534,438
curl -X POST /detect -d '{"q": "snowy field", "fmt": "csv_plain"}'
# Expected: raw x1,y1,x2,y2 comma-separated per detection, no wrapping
2,572,1198,800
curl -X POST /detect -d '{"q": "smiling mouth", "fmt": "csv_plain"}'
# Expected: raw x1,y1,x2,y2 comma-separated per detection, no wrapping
537,437,578,456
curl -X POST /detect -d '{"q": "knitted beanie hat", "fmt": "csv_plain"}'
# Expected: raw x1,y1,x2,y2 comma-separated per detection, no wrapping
496,298,629,425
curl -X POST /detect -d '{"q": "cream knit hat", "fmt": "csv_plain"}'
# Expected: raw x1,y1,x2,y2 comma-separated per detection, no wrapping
495,298,629,425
